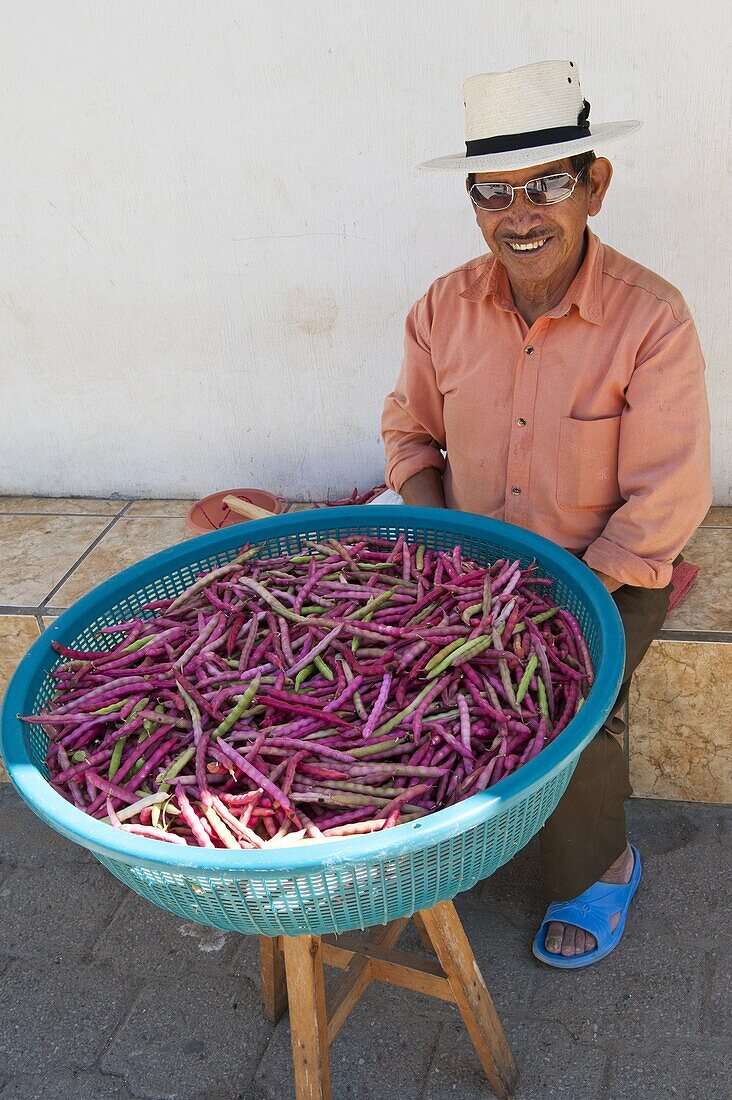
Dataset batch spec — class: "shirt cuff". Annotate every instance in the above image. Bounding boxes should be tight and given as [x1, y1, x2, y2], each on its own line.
[386, 452, 445, 495]
[582, 537, 674, 589]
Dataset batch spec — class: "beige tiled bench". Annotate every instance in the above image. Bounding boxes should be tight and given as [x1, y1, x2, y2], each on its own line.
[628, 509, 732, 804]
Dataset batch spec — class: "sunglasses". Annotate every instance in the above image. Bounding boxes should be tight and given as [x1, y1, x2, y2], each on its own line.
[468, 168, 587, 212]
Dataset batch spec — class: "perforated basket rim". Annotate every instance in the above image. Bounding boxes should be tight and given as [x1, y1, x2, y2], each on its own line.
[1, 505, 624, 875]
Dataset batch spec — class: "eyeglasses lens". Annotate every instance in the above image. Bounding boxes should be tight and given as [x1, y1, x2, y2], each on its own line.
[471, 173, 574, 210]
[471, 183, 512, 210]
[528, 174, 574, 203]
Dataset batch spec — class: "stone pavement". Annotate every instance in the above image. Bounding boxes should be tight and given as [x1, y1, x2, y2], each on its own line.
[0, 787, 729, 1100]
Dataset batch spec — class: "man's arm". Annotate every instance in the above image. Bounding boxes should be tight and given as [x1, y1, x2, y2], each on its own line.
[400, 467, 446, 508]
[381, 293, 447, 496]
[582, 314, 712, 589]
[591, 569, 623, 594]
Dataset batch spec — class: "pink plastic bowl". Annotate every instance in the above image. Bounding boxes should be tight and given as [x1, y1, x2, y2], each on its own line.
[186, 488, 287, 535]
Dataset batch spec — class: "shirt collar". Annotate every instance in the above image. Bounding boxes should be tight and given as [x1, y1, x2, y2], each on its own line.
[459, 227, 605, 326]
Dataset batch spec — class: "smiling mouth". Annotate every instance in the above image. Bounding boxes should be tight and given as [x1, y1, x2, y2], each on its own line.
[505, 236, 553, 255]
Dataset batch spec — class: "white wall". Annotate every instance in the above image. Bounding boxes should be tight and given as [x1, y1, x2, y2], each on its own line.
[1, 0, 729, 501]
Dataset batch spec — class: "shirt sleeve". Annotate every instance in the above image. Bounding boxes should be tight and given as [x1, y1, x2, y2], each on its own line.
[381, 293, 447, 494]
[583, 315, 713, 588]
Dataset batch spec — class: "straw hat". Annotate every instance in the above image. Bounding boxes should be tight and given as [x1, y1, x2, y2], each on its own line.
[418, 60, 642, 173]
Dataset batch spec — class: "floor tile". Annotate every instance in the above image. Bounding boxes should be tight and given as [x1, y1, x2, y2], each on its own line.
[0, 515, 110, 606]
[528, 923, 704, 1044]
[0, 958, 135, 1075]
[423, 1017, 607, 1100]
[0, 616, 40, 705]
[100, 972, 269, 1098]
[666, 527, 731, 632]
[125, 498, 195, 518]
[0, 497, 124, 515]
[52, 517, 193, 607]
[606, 1039, 731, 1100]
[0, 863, 126, 957]
[0, 1071, 134, 1099]
[701, 506, 731, 527]
[0, 616, 41, 782]
[629, 640, 732, 802]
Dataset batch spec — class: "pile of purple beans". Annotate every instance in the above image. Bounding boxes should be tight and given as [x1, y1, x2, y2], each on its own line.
[25, 534, 593, 848]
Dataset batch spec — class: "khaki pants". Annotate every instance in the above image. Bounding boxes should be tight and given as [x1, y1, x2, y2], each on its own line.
[538, 565, 676, 902]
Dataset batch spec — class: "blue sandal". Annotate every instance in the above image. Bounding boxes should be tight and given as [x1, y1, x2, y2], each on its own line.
[532, 844, 642, 969]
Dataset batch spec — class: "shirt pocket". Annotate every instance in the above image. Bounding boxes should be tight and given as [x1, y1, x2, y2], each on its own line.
[556, 415, 623, 512]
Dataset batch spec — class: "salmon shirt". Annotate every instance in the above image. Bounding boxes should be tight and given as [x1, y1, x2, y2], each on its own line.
[381, 228, 712, 588]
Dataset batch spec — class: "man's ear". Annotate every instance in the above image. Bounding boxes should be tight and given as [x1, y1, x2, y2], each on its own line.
[587, 158, 613, 217]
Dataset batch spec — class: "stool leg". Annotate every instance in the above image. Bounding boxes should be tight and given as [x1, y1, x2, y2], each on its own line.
[283, 934, 332, 1100]
[419, 901, 519, 1100]
[259, 935, 288, 1024]
[411, 911, 436, 953]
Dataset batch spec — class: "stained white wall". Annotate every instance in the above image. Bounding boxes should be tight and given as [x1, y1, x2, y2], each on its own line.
[1, 0, 729, 501]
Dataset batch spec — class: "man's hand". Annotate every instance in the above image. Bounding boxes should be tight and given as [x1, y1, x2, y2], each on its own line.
[591, 568, 623, 593]
[399, 468, 446, 509]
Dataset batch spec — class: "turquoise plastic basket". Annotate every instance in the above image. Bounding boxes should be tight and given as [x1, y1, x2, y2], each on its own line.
[1, 506, 624, 938]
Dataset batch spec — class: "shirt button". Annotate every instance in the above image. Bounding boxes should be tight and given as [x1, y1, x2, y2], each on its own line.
[516, 417, 527, 427]
[525, 346, 534, 355]
[511, 486, 521, 495]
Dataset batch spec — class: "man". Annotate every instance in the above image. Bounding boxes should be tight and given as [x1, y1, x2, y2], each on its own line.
[381, 61, 712, 967]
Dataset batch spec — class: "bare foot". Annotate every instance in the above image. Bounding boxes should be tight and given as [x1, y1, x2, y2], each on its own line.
[544, 843, 634, 957]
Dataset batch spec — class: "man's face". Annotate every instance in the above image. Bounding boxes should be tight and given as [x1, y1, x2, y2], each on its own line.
[466, 156, 612, 285]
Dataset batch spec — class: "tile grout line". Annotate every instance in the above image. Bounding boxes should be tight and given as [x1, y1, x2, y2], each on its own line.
[38, 501, 136, 611]
[658, 628, 732, 643]
[1, 508, 191, 518]
[0, 606, 48, 617]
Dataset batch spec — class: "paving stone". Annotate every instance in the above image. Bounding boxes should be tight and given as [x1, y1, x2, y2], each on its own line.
[100, 973, 270, 1099]
[187, 1091, 252, 1100]
[630, 825, 732, 943]
[228, 929, 262, 979]
[423, 1016, 608, 1100]
[0, 1070, 134, 1099]
[477, 837, 542, 931]
[0, 786, 93, 866]
[605, 1039, 732, 1099]
[91, 890, 244, 979]
[255, 981, 443, 1100]
[0, 862, 126, 958]
[0, 958, 136, 1074]
[702, 946, 730, 1039]
[626, 797, 702, 857]
[529, 924, 703, 1044]
[453, 895, 541, 1011]
[187, 1092, 252, 1100]
[714, 807, 732, 849]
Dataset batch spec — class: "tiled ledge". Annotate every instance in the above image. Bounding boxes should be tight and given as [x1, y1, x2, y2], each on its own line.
[627, 510, 731, 805]
[1, 498, 729, 800]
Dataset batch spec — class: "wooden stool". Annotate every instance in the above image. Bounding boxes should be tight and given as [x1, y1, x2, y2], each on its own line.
[259, 899, 518, 1099]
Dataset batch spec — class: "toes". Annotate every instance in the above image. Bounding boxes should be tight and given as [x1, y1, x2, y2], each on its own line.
[561, 925, 576, 957]
[545, 921, 563, 953]
[543, 922, 601, 958]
